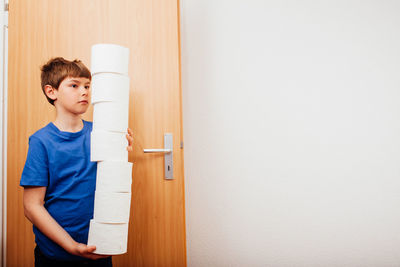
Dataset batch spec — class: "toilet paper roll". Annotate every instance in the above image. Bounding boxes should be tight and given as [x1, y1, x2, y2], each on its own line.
[87, 220, 129, 255]
[91, 130, 128, 162]
[91, 44, 129, 75]
[96, 161, 133, 193]
[93, 192, 131, 223]
[93, 101, 129, 133]
[91, 73, 130, 104]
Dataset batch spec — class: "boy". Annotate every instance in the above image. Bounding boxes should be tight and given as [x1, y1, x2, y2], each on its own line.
[20, 57, 134, 267]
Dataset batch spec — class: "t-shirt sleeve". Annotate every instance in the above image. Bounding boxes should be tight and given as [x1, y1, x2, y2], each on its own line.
[20, 136, 49, 187]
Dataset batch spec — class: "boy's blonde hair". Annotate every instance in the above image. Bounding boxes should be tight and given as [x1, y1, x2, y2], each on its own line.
[40, 57, 91, 105]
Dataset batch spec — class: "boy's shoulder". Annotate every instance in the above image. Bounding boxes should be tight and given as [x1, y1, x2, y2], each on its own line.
[30, 122, 54, 140]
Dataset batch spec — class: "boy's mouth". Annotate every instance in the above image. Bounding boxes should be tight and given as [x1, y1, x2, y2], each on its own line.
[79, 100, 88, 104]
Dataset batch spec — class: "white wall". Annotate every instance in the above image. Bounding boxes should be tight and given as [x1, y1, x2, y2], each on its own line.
[181, 1, 400, 266]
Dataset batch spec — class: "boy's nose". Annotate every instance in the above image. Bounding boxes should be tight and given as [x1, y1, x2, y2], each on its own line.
[81, 87, 89, 95]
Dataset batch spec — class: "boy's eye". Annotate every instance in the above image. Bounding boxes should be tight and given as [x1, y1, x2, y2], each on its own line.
[85, 85, 90, 89]
[71, 84, 77, 88]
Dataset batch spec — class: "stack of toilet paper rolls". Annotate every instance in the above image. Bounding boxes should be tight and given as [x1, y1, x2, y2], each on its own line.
[87, 44, 132, 255]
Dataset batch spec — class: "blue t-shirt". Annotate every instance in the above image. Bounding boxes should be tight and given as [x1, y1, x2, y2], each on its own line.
[20, 120, 97, 261]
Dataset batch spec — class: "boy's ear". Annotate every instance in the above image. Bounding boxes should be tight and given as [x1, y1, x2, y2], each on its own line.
[44, 85, 57, 101]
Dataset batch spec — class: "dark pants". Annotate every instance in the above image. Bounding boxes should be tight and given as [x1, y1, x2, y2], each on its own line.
[34, 246, 112, 267]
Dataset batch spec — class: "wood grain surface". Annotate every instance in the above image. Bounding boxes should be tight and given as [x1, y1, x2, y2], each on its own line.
[7, 0, 186, 266]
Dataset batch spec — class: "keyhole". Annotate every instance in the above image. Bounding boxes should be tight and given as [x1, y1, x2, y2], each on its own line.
[168, 165, 170, 171]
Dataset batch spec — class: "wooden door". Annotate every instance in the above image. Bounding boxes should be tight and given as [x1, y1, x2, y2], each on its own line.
[7, 1, 186, 266]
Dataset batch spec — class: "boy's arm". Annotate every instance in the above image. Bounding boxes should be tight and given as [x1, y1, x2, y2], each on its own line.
[23, 186, 109, 260]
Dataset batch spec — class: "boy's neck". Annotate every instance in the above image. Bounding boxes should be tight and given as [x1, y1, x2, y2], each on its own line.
[53, 113, 84, 133]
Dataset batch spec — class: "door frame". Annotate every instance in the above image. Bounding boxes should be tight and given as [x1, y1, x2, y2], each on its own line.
[1, 0, 8, 266]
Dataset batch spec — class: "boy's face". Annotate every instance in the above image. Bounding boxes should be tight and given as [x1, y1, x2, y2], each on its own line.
[52, 76, 91, 115]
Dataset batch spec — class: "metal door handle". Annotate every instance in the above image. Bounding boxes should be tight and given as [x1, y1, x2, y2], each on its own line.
[143, 149, 172, 153]
[143, 133, 173, 179]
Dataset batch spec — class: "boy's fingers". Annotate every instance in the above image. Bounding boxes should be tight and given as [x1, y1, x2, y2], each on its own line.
[74, 243, 110, 260]
[125, 129, 134, 152]
[86, 245, 96, 253]
[126, 135, 134, 148]
[76, 243, 96, 254]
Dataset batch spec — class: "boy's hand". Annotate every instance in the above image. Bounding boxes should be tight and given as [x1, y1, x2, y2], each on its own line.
[126, 128, 134, 151]
[72, 243, 110, 260]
